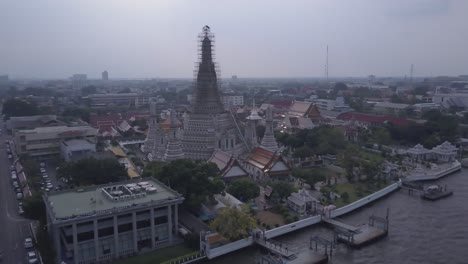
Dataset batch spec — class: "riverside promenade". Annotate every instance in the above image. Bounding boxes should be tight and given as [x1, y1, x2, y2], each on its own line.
[405, 161, 461, 181]
[202, 180, 402, 260]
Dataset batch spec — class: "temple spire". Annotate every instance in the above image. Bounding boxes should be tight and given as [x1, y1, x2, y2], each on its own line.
[260, 106, 279, 152]
[191, 26, 224, 114]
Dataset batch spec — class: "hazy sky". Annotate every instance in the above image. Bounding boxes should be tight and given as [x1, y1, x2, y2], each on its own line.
[1, 0, 467, 79]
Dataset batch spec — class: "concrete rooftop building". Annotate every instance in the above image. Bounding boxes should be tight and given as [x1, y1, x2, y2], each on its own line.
[44, 178, 184, 264]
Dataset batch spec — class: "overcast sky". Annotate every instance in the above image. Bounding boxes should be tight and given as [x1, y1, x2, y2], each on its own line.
[1, 0, 467, 79]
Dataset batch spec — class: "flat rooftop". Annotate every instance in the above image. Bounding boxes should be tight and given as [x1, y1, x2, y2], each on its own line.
[18, 125, 96, 134]
[46, 178, 182, 221]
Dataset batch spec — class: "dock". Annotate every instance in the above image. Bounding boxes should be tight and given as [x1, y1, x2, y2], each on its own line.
[255, 238, 298, 260]
[326, 210, 389, 248]
[322, 218, 360, 233]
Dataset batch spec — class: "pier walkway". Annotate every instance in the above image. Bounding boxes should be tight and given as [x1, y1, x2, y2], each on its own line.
[255, 237, 298, 260]
[322, 218, 360, 233]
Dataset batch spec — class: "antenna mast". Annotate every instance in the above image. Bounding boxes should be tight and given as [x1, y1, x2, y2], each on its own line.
[325, 45, 329, 83]
[410, 64, 414, 84]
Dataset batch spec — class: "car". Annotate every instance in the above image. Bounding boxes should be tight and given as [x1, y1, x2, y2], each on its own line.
[10, 166, 15, 171]
[27, 251, 38, 264]
[24, 238, 33, 249]
[16, 193, 23, 200]
[18, 206, 24, 215]
[46, 183, 53, 188]
[12, 182, 19, 188]
[45, 188, 50, 192]
[11, 175, 18, 181]
[40, 168, 46, 173]
[42, 174, 49, 179]
[8, 154, 12, 159]
[40, 162, 45, 167]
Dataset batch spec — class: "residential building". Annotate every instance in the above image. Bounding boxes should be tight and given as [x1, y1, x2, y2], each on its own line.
[372, 102, 410, 114]
[221, 94, 244, 109]
[432, 92, 468, 110]
[312, 97, 351, 112]
[87, 93, 155, 108]
[44, 178, 184, 264]
[14, 126, 97, 159]
[337, 112, 412, 127]
[7, 115, 62, 133]
[287, 189, 318, 214]
[60, 139, 97, 162]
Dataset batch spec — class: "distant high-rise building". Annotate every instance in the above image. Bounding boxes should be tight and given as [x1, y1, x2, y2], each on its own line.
[102, 70, 109, 81]
[71, 74, 87, 81]
[0, 75, 9, 83]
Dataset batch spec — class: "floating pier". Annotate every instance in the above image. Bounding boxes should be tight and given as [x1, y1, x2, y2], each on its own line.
[325, 210, 389, 248]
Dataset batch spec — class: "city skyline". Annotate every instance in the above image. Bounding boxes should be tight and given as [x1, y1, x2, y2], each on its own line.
[1, 0, 468, 79]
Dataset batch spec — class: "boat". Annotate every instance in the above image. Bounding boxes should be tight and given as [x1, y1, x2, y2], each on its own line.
[421, 185, 453, 201]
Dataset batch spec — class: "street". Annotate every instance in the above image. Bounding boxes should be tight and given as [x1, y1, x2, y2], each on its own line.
[0, 120, 32, 264]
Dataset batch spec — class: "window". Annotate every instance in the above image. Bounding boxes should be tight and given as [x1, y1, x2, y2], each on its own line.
[154, 216, 168, 225]
[137, 219, 150, 229]
[98, 227, 114, 237]
[77, 231, 94, 242]
[118, 223, 133, 233]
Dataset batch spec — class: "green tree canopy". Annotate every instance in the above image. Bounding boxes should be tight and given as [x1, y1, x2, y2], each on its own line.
[23, 193, 46, 220]
[269, 181, 296, 201]
[144, 159, 223, 210]
[62, 107, 91, 122]
[210, 207, 256, 241]
[58, 158, 127, 186]
[227, 178, 260, 202]
[2, 98, 39, 119]
[293, 146, 314, 159]
[292, 168, 326, 187]
[81, 85, 97, 96]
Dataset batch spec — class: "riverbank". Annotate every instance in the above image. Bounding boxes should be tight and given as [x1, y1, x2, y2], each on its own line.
[204, 180, 402, 259]
[405, 160, 461, 181]
[206, 169, 468, 264]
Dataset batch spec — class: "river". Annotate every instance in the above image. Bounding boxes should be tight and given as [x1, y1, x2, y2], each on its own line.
[205, 169, 468, 264]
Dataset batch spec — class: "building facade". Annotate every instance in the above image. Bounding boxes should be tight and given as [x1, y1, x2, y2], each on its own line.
[44, 178, 184, 264]
[14, 126, 97, 159]
[87, 93, 155, 108]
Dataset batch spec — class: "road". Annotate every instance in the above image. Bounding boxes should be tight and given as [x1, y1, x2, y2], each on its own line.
[0, 121, 32, 264]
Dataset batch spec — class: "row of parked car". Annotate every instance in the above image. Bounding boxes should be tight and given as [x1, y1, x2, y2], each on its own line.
[24, 237, 40, 263]
[6, 141, 25, 217]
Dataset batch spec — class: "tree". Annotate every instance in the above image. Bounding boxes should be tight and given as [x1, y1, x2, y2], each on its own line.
[81, 85, 97, 96]
[292, 169, 326, 188]
[62, 107, 91, 122]
[227, 178, 260, 202]
[2, 98, 39, 119]
[210, 207, 256, 241]
[372, 127, 392, 145]
[292, 146, 314, 159]
[147, 159, 222, 210]
[341, 192, 350, 204]
[269, 181, 295, 201]
[58, 158, 127, 186]
[23, 193, 46, 220]
[119, 87, 132, 93]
